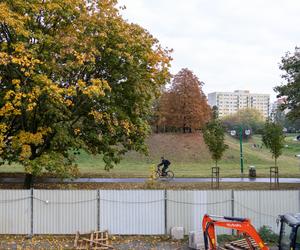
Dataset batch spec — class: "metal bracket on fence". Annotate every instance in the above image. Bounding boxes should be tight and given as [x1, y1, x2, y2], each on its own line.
[29, 188, 34, 237]
[97, 190, 100, 231]
[164, 190, 168, 235]
[231, 189, 234, 235]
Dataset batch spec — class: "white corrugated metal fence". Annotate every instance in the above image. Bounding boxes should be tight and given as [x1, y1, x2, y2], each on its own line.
[0, 189, 299, 235]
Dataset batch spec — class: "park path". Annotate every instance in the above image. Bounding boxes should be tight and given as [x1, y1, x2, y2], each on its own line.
[0, 177, 299, 183]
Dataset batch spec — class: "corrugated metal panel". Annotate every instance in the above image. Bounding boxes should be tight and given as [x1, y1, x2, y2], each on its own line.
[167, 190, 207, 234]
[33, 190, 97, 234]
[207, 190, 232, 235]
[234, 190, 299, 233]
[0, 190, 31, 234]
[0, 189, 298, 235]
[99, 190, 164, 234]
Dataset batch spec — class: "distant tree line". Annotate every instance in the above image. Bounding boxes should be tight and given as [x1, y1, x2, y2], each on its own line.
[271, 108, 300, 133]
[221, 108, 265, 138]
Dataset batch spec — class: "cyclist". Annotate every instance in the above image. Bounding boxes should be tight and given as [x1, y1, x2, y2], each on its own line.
[157, 156, 171, 176]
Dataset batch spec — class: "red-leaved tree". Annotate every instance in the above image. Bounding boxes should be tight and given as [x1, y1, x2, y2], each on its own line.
[156, 68, 211, 132]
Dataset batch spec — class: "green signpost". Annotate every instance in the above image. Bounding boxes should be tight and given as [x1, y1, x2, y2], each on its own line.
[231, 126, 251, 175]
[239, 126, 244, 174]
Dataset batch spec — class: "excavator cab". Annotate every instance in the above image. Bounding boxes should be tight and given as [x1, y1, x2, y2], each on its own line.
[278, 213, 300, 250]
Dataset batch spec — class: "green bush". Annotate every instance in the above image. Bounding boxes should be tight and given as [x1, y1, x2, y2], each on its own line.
[258, 225, 279, 244]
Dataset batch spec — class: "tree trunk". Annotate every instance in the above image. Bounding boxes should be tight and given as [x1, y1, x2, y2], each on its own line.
[24, 173, 33, 189]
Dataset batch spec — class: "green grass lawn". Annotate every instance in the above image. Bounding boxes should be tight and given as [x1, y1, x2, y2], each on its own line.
[1, 133, 299, 178]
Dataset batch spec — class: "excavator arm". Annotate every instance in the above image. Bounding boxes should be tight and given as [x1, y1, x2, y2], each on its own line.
[202, 214, 269, 250]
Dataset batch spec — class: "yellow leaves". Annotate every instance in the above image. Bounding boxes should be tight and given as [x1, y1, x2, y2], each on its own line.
[64, 99, 73, 107]
[148, 164, 157, 182]
[0, 52, 9, 65]
[0, 124, 7, 133]
[116, 43, 125, 49]
[0, 102, 21, 116]
[121, 120, 131, 135]
[65, 86, 77, 96]
[12, 79, 20, 85]
[73, 51, 95, 65]
[0, 3, 29, 37]
[89, 110, 103, 122]
[0, 123, 7, 154]
[83, 85, 105, 97]
[74, 51, 85, 65]
[11, 57, 20, 64]
[90, 78, 102, 86]
[99, 32, 108, 38]
[74, 128, 81, 135]
[78, 78, 111, 98]
[4, 90, 15, 101]
[26, 103, 37, 111]
[100, 79, 111, 92]
[6, 43, 42, 78]
[11, 128, 51, 161]
[17, 131, 44, 146]
[34, 75, 66, 104]
[77, 80, 86, 88]
[4, 80, 43, 116]
[14, 43, 25, 53]
[20, 145, 31, 160]
[48, 83, 64, 95]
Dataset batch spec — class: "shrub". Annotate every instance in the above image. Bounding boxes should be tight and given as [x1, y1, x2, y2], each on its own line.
[258, 225, 279, 244]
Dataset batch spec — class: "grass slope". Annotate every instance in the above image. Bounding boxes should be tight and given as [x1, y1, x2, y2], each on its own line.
[1, 133, 300, 178]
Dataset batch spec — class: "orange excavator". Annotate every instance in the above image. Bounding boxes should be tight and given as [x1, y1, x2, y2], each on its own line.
[202, 214, 300, 250]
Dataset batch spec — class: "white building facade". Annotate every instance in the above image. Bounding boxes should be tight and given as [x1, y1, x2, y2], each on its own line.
[208, 90, 270, 118]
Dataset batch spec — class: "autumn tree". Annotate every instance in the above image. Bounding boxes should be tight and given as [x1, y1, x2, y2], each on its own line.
[154, 91, 173, 132]
[156, 68, 211, 132]
[274, 47, 300, 121]
[0, 0, 171, 187]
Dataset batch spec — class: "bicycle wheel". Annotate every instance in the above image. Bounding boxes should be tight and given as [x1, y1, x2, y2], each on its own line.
[166, 170, 174, 179]
[154, 170, 161, 179]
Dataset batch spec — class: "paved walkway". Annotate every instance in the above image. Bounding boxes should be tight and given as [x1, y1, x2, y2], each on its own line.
[0, 177, 299, 183]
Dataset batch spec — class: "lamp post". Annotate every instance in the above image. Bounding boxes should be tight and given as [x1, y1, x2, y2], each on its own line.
[230, 127, 251, 174]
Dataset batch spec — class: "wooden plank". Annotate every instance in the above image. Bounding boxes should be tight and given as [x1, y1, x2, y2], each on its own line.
[74, 231, 80, 248]
[226, 238, 259, 250]
[224, 244, 242, 250]
[75, 230, 114, 250]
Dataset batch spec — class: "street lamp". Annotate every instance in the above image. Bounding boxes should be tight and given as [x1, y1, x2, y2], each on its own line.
[230, 127, 251, 174]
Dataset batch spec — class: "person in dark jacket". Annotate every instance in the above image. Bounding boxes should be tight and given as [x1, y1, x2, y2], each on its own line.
[157, 156, 171, 176]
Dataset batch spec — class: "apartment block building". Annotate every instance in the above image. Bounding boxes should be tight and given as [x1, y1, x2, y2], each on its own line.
[208, 90, 270, 118]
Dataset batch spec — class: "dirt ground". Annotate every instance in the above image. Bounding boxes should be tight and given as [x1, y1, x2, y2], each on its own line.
[0, 235, 190, 250]
[1, 181, 300, 190]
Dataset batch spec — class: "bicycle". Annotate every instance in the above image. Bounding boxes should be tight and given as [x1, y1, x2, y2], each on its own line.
[155, 167, 174, 179]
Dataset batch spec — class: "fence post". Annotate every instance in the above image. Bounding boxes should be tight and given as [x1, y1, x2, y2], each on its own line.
[164, 190, 167, 235]
[30, 188, 34, 236]
[299, 190, 300, 212]
[231, 190, 234, 235]
[97, 190, 100, 231]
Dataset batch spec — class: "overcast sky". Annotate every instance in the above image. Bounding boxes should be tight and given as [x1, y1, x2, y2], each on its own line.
[118, 0, 300, 101]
